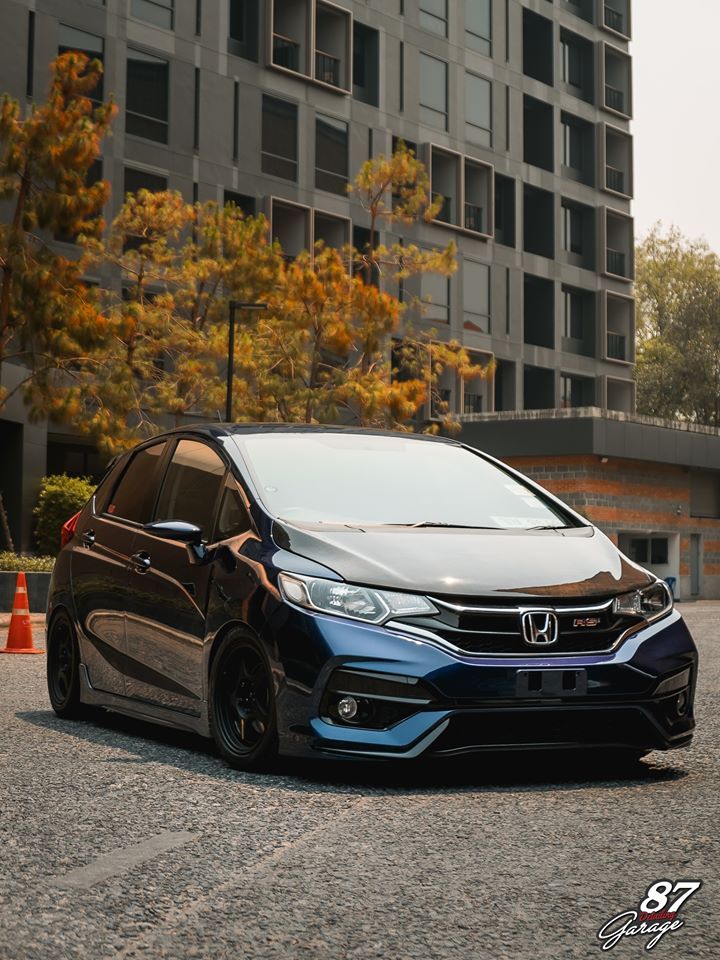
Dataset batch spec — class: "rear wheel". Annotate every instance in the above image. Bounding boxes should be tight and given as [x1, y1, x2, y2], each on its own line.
[209, 631, 278, 770]
[46, 612, 87, 719]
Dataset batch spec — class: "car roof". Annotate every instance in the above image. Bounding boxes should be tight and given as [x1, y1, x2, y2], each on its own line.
[157, 423, 460, 445]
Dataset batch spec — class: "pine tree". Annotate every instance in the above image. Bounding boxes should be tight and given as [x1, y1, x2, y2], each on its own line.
[0, 52, 115, 414]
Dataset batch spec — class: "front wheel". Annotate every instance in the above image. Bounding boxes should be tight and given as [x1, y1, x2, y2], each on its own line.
[46, 612, 88, 719]
[209, 631, 278, 770]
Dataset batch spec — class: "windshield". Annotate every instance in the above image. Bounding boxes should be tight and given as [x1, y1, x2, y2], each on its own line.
[232, 433, 580, 530]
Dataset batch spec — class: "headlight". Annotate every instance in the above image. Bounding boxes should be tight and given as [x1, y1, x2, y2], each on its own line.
[613, 581, 673, 620]
[278, 573, 437, 625]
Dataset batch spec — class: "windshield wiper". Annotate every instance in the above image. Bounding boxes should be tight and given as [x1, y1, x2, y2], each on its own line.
[389, 521, 498, 529]
[523, 524, 573, 531]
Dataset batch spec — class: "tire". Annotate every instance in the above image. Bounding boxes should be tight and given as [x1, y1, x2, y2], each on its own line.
[209, 630, 278, 770]
[46, 611, 88, 719]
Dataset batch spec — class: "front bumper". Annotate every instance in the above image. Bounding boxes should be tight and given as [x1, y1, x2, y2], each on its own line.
[266, 606, 697, 759]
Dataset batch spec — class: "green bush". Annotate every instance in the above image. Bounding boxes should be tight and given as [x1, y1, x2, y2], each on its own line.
[0, 552, 55, 572]
[34, 474, 96, 555]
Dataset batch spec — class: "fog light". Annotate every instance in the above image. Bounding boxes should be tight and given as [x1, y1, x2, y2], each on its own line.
[676, 690, 689, 717]
[337, 696, 359, 720]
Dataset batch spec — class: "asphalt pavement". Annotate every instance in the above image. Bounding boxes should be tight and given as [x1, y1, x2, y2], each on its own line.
[0, 605, 718, 959]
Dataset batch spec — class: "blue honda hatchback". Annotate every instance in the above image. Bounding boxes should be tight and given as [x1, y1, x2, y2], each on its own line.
[46, 425, 697, 769]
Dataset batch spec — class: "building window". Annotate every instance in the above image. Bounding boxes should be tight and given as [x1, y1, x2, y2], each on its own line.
[261, 95, 298, 181]
[465, 0, 491, 56]
[224, 191, 256, 217]
[560, 374, 593, 408]
[315, 1, 351, 90]
[563, 204, 584, 255]
[193, 67, 200, 151]
[421, 273, 450, 323]
[419, 0, 447, 37]
[353, 22, 379, 106]
[131, 0, 174, 30]
[26, 11, 35, 98]
[419, 52, 448, 130]
[126, 49, 169, 143]
[59, 25, 104, 101]
[561, 37, 583, 88]
[315, 115, 349, 195]
[628, 537, 669, 566]
[124, 167, 168, 196]
[561, 112, 595, 186]
[229, 0, 259, 61]
[563, 289, 584, 340]
[232, 80, 239, 160]
[463, 260, 490, 333]
[559, 29, 594, 103]
[465, 73, 492, 147]
[494, 174, 516, 248]
[563, 117, 583, 169]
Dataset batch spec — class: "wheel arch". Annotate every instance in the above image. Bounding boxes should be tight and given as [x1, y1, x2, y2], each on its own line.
[206, 618, 264, 692]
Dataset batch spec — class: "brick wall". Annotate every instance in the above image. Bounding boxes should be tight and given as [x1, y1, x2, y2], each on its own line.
[504, 455, 720, 601]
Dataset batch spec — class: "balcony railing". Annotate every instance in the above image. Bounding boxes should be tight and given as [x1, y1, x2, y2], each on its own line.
[315, 50, 341, 87]
[605, 83, 626, 114]
[607, 248, 627, 277]
[273, 34, 301, 72]
[606, 165, 625, 194]
[465, 202, 485, 234]
[607, 332, 627, 361]
[604, 5, 626, 34]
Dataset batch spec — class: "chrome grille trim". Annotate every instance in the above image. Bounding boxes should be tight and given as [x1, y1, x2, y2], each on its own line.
[385, 619, 644, 658]
[429, 596, 616, 616]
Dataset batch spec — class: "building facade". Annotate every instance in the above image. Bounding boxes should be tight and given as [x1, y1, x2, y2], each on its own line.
[1, 0, 637, 547]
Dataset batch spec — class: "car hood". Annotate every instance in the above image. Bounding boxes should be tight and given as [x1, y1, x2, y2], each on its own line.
[272, 521, 654, 600]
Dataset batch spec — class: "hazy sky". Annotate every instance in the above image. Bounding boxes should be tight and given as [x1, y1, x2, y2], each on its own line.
[632, 1, 720, 251]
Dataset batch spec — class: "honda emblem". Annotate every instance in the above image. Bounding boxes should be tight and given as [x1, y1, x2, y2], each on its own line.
[521, 610, 559, 646]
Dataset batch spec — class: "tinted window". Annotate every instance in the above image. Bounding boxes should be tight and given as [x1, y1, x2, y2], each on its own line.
[213, 474, 251, 541]
[154, 440, 226, 536]
[107, 442, 168, 523]
[234, 434, 579, 530]
[58, 24, 104, 101]
[126, 48, 169, 143]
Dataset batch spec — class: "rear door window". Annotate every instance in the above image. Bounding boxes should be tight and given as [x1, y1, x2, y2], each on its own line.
[154, 440, 226, 538]
[106, 441, 169, 523]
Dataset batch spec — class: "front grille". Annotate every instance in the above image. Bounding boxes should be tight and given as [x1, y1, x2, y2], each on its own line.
[392, 597, 645, 656]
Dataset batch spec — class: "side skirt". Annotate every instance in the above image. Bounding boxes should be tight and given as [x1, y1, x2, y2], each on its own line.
[79, 664, 211, 737]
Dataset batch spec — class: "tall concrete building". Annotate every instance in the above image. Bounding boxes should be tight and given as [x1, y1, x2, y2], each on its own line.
[3, 0, 635, 407]
[5, 0, 720, 601]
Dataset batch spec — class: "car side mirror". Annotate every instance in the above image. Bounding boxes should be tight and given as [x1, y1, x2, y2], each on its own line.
[143, 520, 208, 563]
[144, 520, 203, 542]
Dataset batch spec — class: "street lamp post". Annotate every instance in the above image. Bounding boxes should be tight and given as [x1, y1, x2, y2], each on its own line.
[226, 300, 266, 422]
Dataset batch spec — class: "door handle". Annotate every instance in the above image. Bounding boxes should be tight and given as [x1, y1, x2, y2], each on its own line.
[81, 529, 95, 548]
[130, 551, 151, 574]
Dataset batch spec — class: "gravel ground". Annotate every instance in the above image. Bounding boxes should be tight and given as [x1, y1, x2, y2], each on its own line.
[0, 606, 718, 960]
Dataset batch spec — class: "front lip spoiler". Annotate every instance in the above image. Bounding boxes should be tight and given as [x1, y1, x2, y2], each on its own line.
[313, 718, 450, 759]
[310, 698, 695, 759]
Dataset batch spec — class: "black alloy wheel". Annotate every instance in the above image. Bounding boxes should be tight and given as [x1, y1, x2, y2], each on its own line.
[209, 631, 278, 770]
[47, 612, 86, 719]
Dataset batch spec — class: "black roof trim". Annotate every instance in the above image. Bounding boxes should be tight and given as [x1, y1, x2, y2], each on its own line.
[158, 423, 459, 444]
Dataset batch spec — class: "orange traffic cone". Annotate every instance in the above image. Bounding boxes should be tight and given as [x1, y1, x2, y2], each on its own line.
[1, 571, 43, 655]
